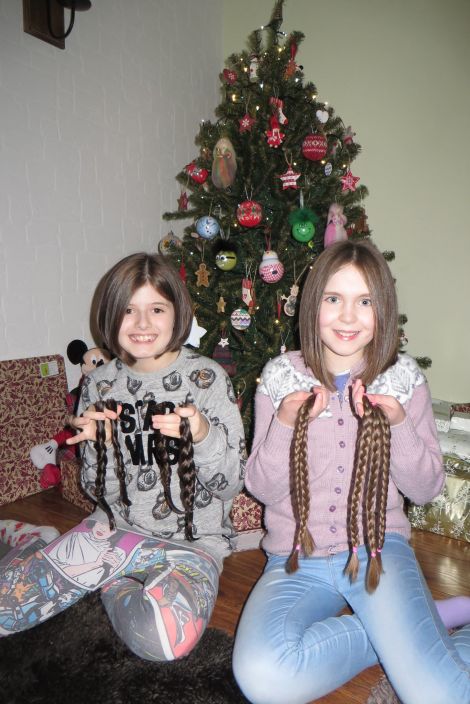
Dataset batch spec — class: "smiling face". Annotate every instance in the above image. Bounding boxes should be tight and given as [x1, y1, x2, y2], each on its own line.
[91, 521, 115, 540]
[117, 282, 177, 372]
[319, 263, 375, 375]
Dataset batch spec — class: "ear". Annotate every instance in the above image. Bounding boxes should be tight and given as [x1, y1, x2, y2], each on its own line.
[67, 339, 89, 365]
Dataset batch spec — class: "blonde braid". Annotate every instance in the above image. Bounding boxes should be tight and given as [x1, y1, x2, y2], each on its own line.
[286, 394, 316, 574]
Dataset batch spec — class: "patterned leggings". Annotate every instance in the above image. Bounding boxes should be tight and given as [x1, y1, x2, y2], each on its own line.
[0, 517, 219, 661]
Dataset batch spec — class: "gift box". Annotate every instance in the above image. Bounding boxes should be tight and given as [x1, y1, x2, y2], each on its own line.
[408, 454, 470, 542]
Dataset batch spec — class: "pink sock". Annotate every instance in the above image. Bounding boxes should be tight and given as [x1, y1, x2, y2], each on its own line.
[436, 596, 470, 629]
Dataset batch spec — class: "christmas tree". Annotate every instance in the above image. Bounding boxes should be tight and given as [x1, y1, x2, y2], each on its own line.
[163, 0, 426, 439]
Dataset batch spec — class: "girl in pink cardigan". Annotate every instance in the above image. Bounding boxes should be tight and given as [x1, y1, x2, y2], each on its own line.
[233, 239, 470, 704]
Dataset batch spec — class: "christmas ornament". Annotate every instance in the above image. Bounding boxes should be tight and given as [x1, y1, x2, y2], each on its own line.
[284, 41, 299, 79]
[341, 169, 360, 192]
[242, 271, 256, 313]
[184, 316, 207, 348]
[237, 200, 263, 228]
[179, 259, 186, 283]
[324, 162, 333, 176]
[269, 97, 288, 125]
[249, 54, 259, 81]
[283, 283, 299, 317]
[239, 113, 256, 133]
[215, 250, 237, 271]
[196, 262, 210, 287]
[185, 161, 208, 184]
[302, 133, 327, 161]
[230, 307, 251, 330]
[217, 296, 226, 313]
[288, 208, 318, 243]
[158, 231, 183, 255]
[177, 190, 188, 211]
[235, 379, 246, 411]
[279, 165, 301, 190]
[279, 330, 290, 354]
[222, 68, 237, 84]
[342, 125, 356, 145]
[316, 109, 329, 124]
[212, 334, 237, 377]
[259, 250, 285, 284]
[324, 203, 348, 248]
[266, 114, 285, 148]
[196, 216, 220, 240]
[211, 137, 237, 189]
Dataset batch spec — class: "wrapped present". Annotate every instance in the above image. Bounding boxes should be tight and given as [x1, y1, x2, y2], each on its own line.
[408, 455, 470, 542]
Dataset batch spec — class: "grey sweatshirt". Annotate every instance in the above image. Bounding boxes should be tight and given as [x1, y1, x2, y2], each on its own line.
[78, 346, 246, 568]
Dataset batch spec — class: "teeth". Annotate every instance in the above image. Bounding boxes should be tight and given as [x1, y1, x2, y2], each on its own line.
[131, 335, 156, 342]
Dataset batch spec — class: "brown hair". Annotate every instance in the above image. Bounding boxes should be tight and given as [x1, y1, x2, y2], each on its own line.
[299, 239, 399, 391]
[91, 253, 193, 366]
[287, 395, 391, 593]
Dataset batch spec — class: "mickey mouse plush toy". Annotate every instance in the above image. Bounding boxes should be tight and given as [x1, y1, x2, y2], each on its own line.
[30, 340, 111, 488]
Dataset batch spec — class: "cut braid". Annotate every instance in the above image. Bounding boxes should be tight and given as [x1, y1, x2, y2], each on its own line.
[344, 409, 372, 583]
[93, 400, 116, 530]
[286, 394, 316, 573]
[346, 396, 391, 592]
[104, 399, 132, 516]
[177, 408, 197, 542]
[148, 401, 184, 516]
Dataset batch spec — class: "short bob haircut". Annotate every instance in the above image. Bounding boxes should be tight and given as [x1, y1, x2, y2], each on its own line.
[90, 252, 193, 367]
[299, 238, 399, 391]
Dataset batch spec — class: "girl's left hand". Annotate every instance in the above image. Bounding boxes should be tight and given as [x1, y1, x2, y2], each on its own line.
[152, 405, 209, 444]
[351, 378, 406, 427]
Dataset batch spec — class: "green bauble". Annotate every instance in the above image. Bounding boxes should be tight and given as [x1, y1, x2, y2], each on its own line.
[292, 220, 315, 242]
[215, 250, 237, 271]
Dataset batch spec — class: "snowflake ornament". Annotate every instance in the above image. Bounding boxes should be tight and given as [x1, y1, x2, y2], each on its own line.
[239, 113, 256, 133]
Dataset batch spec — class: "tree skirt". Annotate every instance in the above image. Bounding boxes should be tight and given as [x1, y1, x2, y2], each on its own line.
[0, 591, 249, 704]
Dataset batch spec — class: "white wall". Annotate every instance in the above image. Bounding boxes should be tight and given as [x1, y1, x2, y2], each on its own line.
[223, 0, 470, 402]
[0, 0, 222, 389]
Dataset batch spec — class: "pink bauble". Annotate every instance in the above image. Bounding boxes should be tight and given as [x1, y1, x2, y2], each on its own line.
[302, 133, 327, 161]
[259, 250, 285, 283]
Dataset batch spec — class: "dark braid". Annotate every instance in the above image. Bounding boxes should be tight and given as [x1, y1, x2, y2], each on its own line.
[177, 408, 197, 542]
[104, 399, 132, 516]
[94, 400, 116, 530]
[286, 394, 316, 573]
[148, 400, 197, 541]
[148, 401, 184, 516]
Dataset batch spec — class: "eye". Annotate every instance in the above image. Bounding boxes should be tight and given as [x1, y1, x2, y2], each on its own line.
[90, 355, 98, 366]
[125, 307, 133, 314]
[324, 295, 339, 304]
[153, 306, 164, 314]
[359, 298, 372, 306]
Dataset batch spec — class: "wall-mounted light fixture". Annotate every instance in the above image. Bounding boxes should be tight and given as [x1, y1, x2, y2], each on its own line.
[23, 0, 92, 50]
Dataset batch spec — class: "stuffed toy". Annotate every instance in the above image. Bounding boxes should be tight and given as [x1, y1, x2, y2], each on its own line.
[30, 340, 111, 488]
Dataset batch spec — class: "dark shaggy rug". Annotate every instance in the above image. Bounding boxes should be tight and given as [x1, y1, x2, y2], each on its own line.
[0, 591, 249, 704]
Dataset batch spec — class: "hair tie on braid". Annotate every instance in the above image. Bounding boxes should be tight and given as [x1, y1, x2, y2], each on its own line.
[286, 394, 316, 574]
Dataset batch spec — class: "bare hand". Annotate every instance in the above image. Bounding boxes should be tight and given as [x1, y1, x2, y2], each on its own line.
[66, 404, 122, 446]
[277, 387, 330, 429]
[152, 405, 209, 444]
[351, 378, 405, 426]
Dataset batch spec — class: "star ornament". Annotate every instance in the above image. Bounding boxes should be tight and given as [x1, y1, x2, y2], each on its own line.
[279, 166, 301, 190]
[184, 316, 207, 348]
[239, 113, 256, 133]
[341, 169, 360, 192]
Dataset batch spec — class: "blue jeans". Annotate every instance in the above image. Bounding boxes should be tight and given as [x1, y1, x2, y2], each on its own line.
[233, 534, 470, 704]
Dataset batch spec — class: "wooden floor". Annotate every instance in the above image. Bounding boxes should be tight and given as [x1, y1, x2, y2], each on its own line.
[1, 488, 469, 704]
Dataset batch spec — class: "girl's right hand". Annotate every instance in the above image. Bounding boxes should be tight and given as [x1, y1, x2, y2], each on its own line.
[276, 387, 330, 429]
[65, 404, 121, 446]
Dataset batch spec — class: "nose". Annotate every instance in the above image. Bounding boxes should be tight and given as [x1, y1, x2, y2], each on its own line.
[136, 311, 151, 329]
[339, 302, 355, 323]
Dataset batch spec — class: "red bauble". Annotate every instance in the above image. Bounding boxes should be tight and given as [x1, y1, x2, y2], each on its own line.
[301, 133, 328, 161]
[236, 200, 263, 228]
[185, 161, 209, 184]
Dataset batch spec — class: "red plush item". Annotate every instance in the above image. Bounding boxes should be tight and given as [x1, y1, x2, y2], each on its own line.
[40, 463, 62, 489]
